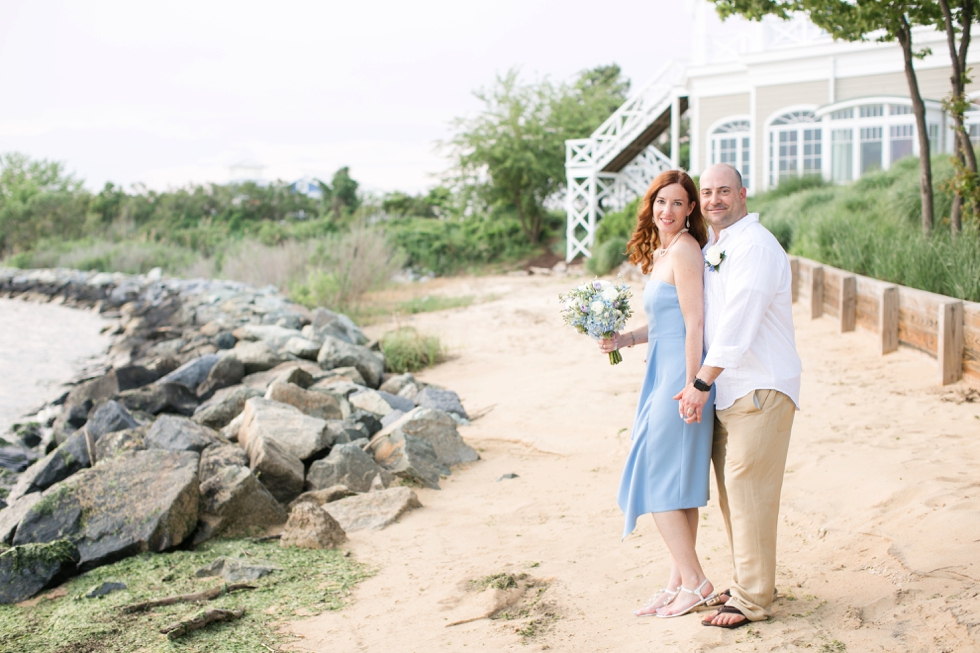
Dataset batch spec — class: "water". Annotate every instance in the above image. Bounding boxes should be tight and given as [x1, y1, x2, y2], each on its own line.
[0, 298, 109, 436]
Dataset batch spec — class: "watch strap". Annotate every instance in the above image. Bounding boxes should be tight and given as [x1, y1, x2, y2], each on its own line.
[693, 377, 712, 392]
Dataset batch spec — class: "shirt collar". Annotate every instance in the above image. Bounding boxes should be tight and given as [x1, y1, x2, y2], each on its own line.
[710, 213, 759, 245]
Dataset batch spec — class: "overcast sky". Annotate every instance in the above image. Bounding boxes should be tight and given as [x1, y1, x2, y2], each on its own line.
[0, 0, 699, 194]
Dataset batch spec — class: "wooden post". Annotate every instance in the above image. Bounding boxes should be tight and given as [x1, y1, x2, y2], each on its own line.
[840, 275, 856, 332]
[879, 286, 899, 355]
[938, 301, 964, 385]
[810, 266, 824, 319]
[790, 258, 799, 303]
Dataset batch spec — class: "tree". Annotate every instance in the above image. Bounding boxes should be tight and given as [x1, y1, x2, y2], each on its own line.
[0, 152, 88, 256]
[711, 0, 941, 234]
[937, 0, 979, 233]
[329, 166, 360, 217]
[448, 65, 630, 244]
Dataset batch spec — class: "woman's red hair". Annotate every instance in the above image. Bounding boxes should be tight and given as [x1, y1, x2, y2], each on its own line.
[627, 170, 708, 275]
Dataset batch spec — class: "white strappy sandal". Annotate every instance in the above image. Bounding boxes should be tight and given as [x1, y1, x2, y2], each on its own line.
[656, 578, 716, 618]
[634, 587, 679, 617]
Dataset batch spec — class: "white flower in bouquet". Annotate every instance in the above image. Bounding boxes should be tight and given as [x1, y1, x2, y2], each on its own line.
[558, 276, 634, 365]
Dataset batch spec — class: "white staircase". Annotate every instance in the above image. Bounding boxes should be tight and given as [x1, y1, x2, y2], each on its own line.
[565, 61, 688, 261]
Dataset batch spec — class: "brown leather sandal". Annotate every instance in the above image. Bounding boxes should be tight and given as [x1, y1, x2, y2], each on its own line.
[701, 604, 752, 629]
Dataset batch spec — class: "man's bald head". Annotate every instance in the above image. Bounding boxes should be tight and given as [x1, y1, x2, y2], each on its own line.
[701, 163, 742, 190]
[699, 164, 748, 232]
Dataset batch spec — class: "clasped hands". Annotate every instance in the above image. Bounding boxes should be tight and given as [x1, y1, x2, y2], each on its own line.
[674, 383, 709, 424]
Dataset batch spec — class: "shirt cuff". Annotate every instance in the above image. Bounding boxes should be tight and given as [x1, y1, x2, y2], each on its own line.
[704, 346, 741, 370]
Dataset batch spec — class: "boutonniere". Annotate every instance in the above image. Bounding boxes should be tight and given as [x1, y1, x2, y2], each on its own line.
[704, 245, 726, 272]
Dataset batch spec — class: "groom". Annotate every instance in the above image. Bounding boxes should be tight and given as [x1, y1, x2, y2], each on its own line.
[676, 163, 802, 628]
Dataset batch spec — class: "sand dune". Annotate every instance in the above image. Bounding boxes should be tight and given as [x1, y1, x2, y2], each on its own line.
[283, 270, 980, 652]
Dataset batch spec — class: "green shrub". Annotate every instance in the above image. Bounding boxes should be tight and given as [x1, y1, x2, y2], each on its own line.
[380, 327, 445, 373]
[387, 212, 538, 275]
[750, 153, 980, 302]
[585, 236, 628, 276]
[594, 199, 639, 247]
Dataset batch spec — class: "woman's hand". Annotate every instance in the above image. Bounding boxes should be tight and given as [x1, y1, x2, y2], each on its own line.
[598, 333, 621, 354]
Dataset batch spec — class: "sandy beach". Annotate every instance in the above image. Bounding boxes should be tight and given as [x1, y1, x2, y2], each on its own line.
[0, 298, 108, 436]
[287, 271, 980, 653]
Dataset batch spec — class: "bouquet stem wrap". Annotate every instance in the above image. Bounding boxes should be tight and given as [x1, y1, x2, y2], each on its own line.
[559, 278, 632, 367]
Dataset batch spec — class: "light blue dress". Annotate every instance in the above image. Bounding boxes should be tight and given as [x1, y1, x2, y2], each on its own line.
[617, 279, 714, 539]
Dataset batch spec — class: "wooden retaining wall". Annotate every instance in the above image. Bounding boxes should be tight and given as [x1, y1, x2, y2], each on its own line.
[791, 257, 980, 386]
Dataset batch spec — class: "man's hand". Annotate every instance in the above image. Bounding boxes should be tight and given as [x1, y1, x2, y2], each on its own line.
[674, 383, 709, 424]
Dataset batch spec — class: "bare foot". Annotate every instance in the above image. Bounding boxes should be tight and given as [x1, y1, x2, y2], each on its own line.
[656, 579, 714, 617]
[634, 586, 679, 616]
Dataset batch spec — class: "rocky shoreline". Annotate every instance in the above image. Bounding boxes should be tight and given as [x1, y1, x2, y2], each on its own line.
[0, 267, 477, 604]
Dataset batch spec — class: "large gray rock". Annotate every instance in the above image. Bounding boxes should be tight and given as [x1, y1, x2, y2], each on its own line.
[7, 429, 96, 502]
[414, 387, 468, 420]
[323, 487, 422, 532]
[240, 361, 323, 392]
[265, 381, 343, 421]
[94, 427, 148, 461]
[379, 373, 417, 396]
[155, 354, 220, 391]
[13, 449, 200, 571]
[145, 415, 221, 453]
[196, 355, 245, 401]
[381, 408, 479, 467]
[349, 389, 395, 417]
[372, 431, 449, 490]
[86, 400, 139, 438]
[0, 541, 79, 604]
[282, 337, 321, 360]
[315, 366, 366, 386]
[192, 385, 262, 429]
[233, 324, 304, 350]
[280, 502, 346, 549]
[0, 492, 42, 544]
[194, 465, 287, 544]
[317, 336, 384, 388]
[198, 443, 249, 481]
[195, 556, 280, 582]
[239, 398, 331, 462]
[308, 308, 369, 346]
[232, 341, 283, 375]
[306, 443, 391, 493]
[289, 485, 356, 510]
[114, 383, 198, 416]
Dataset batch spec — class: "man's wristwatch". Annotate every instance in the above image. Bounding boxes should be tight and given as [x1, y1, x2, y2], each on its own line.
[693, 378, 712, 392]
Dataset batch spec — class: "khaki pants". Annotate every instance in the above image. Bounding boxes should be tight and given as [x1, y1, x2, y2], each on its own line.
[712, 389, 795, 621]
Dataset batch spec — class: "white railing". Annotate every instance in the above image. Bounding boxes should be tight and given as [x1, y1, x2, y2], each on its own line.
[584, 59, 687, 171]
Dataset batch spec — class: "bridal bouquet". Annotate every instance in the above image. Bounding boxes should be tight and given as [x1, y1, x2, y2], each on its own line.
[559, 278, 633, 365]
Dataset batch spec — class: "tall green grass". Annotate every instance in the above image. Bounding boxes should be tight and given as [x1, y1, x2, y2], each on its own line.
[752, 155, 980, 302]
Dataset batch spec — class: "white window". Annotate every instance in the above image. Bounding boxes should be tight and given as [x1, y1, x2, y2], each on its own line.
[890, 124, 914, 163]
[816, 99, 943, 183]
[710, 119, 752, 190]
[860, 126, 883, 173]
[831, 129, 853, 183]
[767, 110, 821, 188]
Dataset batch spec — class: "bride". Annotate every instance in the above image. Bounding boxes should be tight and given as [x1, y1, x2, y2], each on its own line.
[599, 170, 716, 618]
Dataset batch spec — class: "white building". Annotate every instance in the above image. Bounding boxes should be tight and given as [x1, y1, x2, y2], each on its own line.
[565, 1, 980, 260]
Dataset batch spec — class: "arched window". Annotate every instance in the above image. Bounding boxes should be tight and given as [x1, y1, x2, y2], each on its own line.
[767, 109, 821, 188]
[816, 98, 945, 184]
[709, 119, 752, 190]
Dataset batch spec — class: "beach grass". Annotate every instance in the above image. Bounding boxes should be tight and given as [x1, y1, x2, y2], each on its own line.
[0, 539, 371, 653]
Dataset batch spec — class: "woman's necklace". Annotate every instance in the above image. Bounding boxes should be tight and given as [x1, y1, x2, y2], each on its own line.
[658, 227, 689, 257]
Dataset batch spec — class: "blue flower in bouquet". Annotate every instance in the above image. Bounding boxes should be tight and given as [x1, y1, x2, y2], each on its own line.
[559, 277, 633, 365]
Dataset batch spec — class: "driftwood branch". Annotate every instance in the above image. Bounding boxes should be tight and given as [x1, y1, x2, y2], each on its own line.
[161, 607, 245, 640]
[121, 583, 255, 614]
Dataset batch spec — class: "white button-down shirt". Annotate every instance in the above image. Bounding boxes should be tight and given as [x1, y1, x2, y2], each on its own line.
[702, 213, 801, 410]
